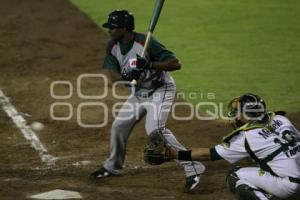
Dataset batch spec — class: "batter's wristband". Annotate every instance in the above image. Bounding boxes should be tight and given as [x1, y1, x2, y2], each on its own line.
[178, 150, 192, 161]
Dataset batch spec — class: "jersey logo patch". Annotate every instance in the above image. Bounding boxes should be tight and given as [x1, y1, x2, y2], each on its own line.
[129, 58, 137, 68]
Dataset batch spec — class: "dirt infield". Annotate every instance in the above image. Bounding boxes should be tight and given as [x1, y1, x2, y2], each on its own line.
[0, 0, 299, 199]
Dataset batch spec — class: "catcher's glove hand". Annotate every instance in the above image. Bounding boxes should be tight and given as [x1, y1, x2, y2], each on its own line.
[144, 129, 173, 165]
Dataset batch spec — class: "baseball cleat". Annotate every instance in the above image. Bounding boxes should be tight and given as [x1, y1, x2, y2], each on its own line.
[90, 167, 115, 179]
[184, 175, 200, 192]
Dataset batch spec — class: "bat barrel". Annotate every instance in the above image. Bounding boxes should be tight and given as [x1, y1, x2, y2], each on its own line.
[131, 0, 165, 86]
[148, 0, 165, 32]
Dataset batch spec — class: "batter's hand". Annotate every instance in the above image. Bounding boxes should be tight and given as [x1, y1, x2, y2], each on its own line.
[121, 67, 143, 81]
[136, 54, 152, 69]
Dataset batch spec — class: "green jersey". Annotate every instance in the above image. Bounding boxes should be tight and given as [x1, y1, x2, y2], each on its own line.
[103, 32, 176, 93]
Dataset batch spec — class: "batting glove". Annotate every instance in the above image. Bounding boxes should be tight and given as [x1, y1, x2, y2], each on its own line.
[136, 54, 152, 69]
[121, 67, 144, 81]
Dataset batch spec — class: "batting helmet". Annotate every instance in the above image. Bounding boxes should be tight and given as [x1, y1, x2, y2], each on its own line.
[102, 10, 135, 31]
[227, 93, 266, 120]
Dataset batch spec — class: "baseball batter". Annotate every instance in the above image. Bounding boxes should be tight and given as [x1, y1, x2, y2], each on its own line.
[173, 93, 300, 200]
[90, 10, 205, 192]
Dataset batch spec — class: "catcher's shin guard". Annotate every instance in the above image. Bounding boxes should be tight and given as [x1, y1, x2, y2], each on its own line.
[226, 167, 275, 200]
[235, 185, 279, 200]
[226, 167, 259, 200]
[235, 184, 263, 200]
[226, 167, 241, 193]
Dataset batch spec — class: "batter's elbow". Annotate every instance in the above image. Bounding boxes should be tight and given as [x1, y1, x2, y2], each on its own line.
[174, 61, 182, 70]
[177, 62, 182, 70]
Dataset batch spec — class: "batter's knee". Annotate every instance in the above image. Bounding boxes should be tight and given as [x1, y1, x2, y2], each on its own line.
[111, 119, 132, 135]
[111, 120, 122, 133]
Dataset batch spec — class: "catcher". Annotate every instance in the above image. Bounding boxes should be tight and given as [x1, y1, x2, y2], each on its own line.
[90, 10, 205, 192]
[171, 93, 300, 200]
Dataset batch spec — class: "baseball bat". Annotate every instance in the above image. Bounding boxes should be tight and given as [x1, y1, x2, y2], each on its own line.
[131, 0, 165, 85]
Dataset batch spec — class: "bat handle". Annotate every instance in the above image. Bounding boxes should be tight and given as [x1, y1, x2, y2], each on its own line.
[130, 32, 152, 86]
[131, 79, 137, 86]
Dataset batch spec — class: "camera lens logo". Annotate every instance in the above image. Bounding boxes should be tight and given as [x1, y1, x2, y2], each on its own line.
[50, 74, 108, 128]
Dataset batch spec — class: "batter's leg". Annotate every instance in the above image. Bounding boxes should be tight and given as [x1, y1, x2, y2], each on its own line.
[104, 95, 146, 175]
[144, 83, 206, 177]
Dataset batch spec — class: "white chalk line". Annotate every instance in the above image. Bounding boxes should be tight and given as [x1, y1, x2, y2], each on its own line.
[0, 89, 166, 168]
[0, 89, 57, 165]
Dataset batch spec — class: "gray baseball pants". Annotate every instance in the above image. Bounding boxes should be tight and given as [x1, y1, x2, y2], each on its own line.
[104, 83, 205, 177]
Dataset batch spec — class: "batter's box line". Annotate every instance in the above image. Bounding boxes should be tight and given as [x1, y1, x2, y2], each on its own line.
[0, 89, 57, 166]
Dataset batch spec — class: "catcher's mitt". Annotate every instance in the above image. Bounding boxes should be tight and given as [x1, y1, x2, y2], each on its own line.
[144, 129, 173, 165]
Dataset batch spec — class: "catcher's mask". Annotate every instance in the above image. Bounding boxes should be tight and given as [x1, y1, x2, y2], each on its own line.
[227, 93, 266, 126]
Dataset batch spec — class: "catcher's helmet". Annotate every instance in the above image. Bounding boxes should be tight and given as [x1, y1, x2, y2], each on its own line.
[102, 10, 135, 31]
[227, 93, 266, 120]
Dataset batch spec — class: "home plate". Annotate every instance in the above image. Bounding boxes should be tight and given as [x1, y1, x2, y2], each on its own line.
[28, 189, 82, 199]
